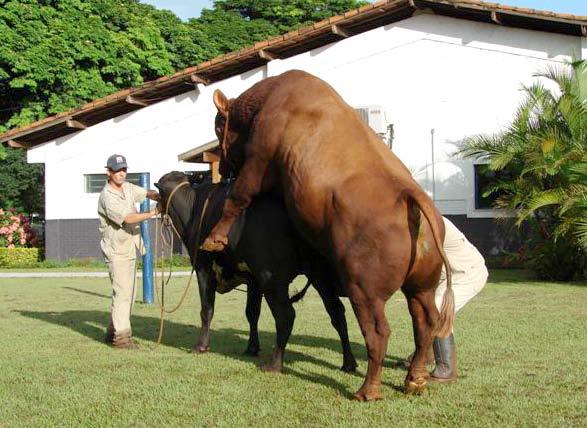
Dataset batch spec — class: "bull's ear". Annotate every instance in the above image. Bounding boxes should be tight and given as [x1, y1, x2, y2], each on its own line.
[154, 182, 161, 190]
[213, 89, 230, 118]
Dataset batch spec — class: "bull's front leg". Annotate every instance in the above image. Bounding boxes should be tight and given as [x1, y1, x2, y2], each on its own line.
[201, 156, 269, 252]
[191, 268, 216, 353]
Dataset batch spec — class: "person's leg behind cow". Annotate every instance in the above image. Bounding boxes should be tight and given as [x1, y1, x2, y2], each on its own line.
[430, 258, 488, 382]
[429, 217, 488, 383]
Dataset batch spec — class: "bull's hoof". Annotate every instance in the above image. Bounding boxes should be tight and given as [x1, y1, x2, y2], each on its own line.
[404, 376, 428, 395]
[200, 235, 228, 252]
[341, 362, 358, 373]
[352, 385, 382, 401]
[190, 345, 210, 354]
[260, 363, 282, 373]
[243, 347, 260, 357]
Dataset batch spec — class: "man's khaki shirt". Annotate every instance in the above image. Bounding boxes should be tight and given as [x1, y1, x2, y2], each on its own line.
[98, 182, 147, 262]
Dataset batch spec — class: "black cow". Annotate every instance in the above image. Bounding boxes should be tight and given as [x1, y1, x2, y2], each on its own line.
[155, 171, 357, 372]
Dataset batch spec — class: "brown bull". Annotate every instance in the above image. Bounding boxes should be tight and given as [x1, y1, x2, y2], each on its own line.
[201, 70, 454, 400]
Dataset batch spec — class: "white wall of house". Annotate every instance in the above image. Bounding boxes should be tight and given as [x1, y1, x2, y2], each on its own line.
[29, 13, 581, 222]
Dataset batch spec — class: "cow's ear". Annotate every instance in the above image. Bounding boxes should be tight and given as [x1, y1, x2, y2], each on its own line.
[213, 89, 230, 118]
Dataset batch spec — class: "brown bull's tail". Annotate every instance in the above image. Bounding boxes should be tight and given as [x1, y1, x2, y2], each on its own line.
[406, 188, 455, 338]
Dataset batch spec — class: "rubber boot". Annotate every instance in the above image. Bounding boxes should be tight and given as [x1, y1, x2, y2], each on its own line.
[430, 333, 457, 382]
[112, 329, 138, 350]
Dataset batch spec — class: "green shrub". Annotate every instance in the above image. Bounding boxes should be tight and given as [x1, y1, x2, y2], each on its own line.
[521, 237, 585, 281]
[0, 209, 39, 248]
[0, 247, 41, 268]
[62, 258, 104, 268]
[149, 254, 192, 269]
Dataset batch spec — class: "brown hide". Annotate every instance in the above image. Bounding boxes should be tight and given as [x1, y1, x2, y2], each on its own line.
[205, 70, 454, 400]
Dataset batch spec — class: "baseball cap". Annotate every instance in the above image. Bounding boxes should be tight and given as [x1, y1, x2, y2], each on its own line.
[106, 154, 128, 171]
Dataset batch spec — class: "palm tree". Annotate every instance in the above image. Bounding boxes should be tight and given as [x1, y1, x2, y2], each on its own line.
[459, 60, 587, 279]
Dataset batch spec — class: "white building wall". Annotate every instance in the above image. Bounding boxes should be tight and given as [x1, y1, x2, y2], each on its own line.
[29, 14, 581, 221]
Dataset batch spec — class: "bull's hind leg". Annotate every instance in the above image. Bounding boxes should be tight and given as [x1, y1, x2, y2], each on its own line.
[403, 289, 438, 394]
[201, 156, 270, 252]
[261, 285, 295, 373]
[244, 282, 262, 356]
[347, 289, 390, 401]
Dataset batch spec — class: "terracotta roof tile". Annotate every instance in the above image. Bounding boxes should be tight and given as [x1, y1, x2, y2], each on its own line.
[329, 15, 345, 24]
[344, 9, 359, 18]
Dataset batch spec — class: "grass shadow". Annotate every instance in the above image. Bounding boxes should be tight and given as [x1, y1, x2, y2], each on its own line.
[63, 287, 111, 300]
[16, 309, 409, 396]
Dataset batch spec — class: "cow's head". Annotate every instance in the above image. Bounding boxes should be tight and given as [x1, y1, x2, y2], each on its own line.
[154, 171, 189, 214]
[213, 90, 246, 176]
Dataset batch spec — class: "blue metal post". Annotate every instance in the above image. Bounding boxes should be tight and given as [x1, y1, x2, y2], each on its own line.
[139, 173, 154, 304]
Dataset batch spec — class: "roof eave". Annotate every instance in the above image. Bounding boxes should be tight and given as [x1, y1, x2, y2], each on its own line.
[2, 0, 586, 149]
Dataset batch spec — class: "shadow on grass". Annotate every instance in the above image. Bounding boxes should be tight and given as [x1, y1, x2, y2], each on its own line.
[17, 309, 409, 396]
[63, 287, 111, 299]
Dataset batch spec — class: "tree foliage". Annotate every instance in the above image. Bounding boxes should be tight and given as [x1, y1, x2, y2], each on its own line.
[459, 60, 587, 280]
[0, 148, 43, 215]
[0, 0, 177, 131]
[0, 0, 365, 213]
[213, 0, 367, 33]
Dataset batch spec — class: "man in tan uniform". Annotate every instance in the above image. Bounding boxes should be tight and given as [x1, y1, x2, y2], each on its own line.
[406, 217, 488, 382]
[430, 217, 488, 382]
[98, 154, 159, 349]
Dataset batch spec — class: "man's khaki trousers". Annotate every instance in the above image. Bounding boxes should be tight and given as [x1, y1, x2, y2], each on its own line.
[435, 264, 488, 316]
[108, 258, 137, 334]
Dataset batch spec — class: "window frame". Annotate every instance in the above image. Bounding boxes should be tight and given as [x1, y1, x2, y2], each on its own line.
[466, 161, 515, 219]
[84, 173, 147, 193]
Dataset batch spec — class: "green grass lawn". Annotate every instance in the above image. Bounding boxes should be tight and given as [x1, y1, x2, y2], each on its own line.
[0, 270, 585, 427]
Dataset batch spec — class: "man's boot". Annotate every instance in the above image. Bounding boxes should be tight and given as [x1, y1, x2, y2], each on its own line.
[430, 333, 457, 382]
[111, 329, 138, 350]
[105, 324, 115, 344]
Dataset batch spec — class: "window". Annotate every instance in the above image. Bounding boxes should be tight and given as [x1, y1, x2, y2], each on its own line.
[474, 165, 512, 209]
[84, 173, 147, 193]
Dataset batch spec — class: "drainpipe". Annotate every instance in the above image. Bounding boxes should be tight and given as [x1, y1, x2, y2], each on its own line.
[431, 128, 436, 201]
[140, 172, 154, 304]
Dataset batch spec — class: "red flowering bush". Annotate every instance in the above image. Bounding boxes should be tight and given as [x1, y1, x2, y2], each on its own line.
[0, 208, 38, 248]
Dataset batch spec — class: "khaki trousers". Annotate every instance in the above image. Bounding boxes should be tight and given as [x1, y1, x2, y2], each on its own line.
[435, 264, 488, 316]
[108, 258, 138, 334]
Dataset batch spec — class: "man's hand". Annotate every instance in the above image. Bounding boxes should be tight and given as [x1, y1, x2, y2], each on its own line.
[124, 207, 159, 225]
[147, 190, 160, 201]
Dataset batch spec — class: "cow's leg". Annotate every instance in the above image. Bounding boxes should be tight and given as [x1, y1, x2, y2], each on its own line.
[244, 281, 262, 356]
[261, 285, 295, 373]
[201, 156, 269, 252]
[403, 290, 437, 394]
[312, 280, 357, 372]
[348, 288, 390, 401]
[191, 268, 216, 354]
